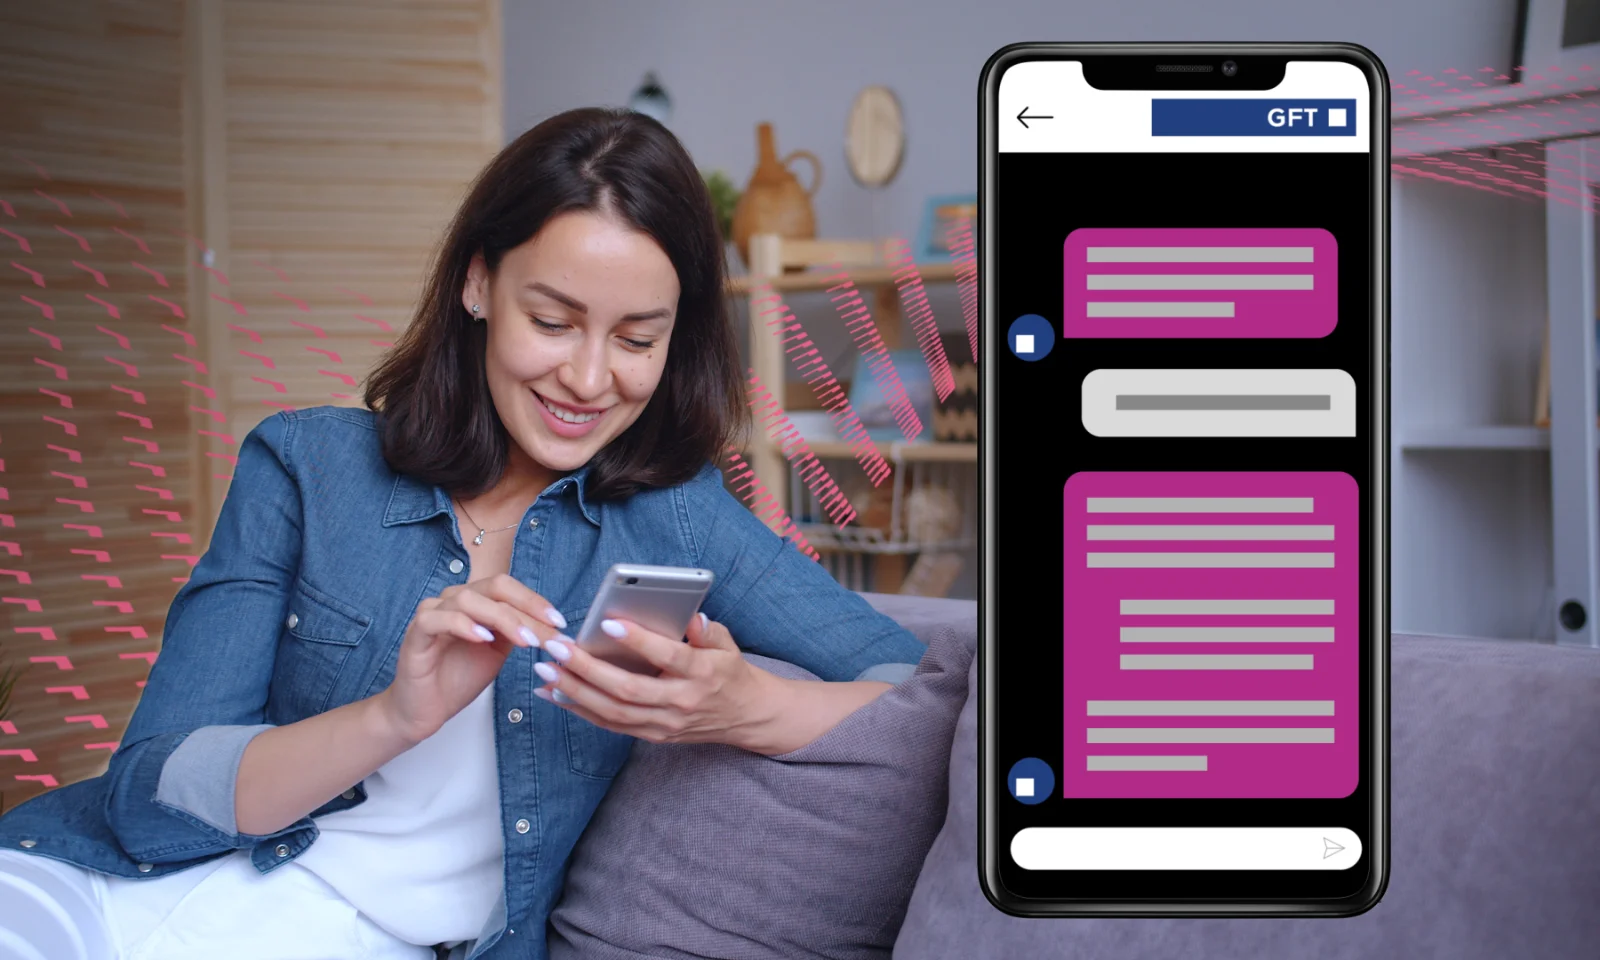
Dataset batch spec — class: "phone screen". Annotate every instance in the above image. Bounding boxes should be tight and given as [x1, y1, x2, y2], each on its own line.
[980, 47, 1387, 914]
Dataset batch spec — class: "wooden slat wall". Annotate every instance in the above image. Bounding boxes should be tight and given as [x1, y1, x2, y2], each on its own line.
[214, 0, 503, 450]
[0, 0, 502, 811]
[0, 0, 197, 809]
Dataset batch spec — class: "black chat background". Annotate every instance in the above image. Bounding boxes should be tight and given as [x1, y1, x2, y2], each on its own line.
[989, 149, 1379, 904]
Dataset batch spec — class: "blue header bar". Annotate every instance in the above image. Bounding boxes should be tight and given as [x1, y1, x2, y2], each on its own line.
[1152, 99, 1358, 137]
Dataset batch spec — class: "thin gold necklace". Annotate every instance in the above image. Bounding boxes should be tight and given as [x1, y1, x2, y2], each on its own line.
[454, 498, 521, 547]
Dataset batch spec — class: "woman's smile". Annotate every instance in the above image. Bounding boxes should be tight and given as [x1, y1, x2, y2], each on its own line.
[533, 389, 607, 438]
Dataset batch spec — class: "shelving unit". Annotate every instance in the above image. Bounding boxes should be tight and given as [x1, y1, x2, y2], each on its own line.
[1391, 103, 1600, 646]
[730, 233, 975, 597]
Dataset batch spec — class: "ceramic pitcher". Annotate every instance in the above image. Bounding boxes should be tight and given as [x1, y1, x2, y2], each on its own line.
[731, 122, 822, 269]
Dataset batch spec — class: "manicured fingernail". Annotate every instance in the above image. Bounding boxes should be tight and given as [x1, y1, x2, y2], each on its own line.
[473, 624, 494, 642]
[546, 607, 568, 629]
[534, 662, 559, 683]
[533, 686, 554, 702]
[553, 689, 572, 704]
[600, 619, 626, 638]
[545, 636, 572, 662]
[698, 612, 709, 632]
[518, 626, 539, 648]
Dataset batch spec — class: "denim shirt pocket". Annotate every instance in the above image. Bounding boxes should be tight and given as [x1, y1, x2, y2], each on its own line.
[556, 611, 636, 780]
[275, 576, 373, 717]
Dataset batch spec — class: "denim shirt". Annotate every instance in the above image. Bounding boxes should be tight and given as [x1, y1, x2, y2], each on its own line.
[0, 405, 925, 958]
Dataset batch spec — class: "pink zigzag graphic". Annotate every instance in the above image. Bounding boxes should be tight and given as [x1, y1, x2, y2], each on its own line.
[884, 238, 956, 401]
[746, 371, 856, 527]
[720, 449, 819, 561]
[820, 267, 923, 443]
[750, 285, 891, 486]
[944, 217, 980, 364]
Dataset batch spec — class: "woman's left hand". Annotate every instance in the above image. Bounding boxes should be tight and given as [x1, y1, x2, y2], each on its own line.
[534, 613, 781, 752]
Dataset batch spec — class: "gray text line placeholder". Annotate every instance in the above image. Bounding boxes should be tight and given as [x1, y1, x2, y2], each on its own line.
[1085, 246, 1314, 263]
[1115, 394, 1331, 411]
[1087, 755, 1209, 771]
[1119, 599, 1335, 615]
[1087, 700, 1335, 716]
[1120, 654, 1315, 670]
[1087, 497, 1314, 513]
[1089, 552, 1335, 568]
[1086, 274, 1314, 290]
[1120, 626, 1335, 643]
[1087, 727, 1335, 744]
[1087, 301, 1236, 318]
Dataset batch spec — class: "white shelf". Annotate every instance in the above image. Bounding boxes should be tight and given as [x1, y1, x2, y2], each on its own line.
[1400, 426, 1600, 451]
[1400, 426, 1550, 450]
[1392, 75, 1600, 156]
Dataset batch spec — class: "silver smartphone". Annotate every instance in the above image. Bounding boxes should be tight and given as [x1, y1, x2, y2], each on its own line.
[572, 564, 715, 675]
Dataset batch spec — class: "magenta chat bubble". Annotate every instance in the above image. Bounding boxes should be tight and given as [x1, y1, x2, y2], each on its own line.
[1063, 227, 1338, 338]
[1061, 470, 1359, 799]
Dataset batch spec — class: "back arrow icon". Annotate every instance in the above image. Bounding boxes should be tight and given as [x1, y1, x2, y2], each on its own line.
[1017, 107, 1054, 128]
[1323, 837, 1345, 859]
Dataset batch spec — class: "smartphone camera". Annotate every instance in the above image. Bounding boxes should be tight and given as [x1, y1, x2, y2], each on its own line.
[1221, 60, 1238, 77]
[625, 576, 639, 585]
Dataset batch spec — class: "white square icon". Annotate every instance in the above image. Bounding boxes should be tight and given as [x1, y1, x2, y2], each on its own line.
[1327, 108, 1348, 128]
[1016, 334, 1035, 354]
[1016, 777, 1035, 797]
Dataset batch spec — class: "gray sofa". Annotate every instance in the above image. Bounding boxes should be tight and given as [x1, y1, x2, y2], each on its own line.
[549, 593, 1600, 960]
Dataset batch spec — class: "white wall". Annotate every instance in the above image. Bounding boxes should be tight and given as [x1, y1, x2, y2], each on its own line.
[504, 0, 1522, 244]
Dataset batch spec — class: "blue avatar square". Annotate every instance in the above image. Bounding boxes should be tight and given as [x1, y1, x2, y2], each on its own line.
[1007, 314, 1055, 361]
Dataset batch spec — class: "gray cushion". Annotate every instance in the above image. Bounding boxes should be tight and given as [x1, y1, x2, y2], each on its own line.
[893, 635, 1600, 960]
[548, 615, 975, 960]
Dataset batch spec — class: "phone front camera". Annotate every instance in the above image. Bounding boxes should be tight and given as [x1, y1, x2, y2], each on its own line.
[1221, 60, 1238, 77]
[625, 576, 639, 584]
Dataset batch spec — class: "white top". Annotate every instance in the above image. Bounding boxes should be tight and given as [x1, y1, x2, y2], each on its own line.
[296, 682, 505, 944]
[91, 684, 504, 953]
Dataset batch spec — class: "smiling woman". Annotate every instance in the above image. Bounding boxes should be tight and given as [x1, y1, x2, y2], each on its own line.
[366, 107, 744, 505]
[0, 107, 927, 960]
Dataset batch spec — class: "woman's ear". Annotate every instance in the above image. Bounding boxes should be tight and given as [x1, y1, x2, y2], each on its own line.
[461, 252, 490, 316]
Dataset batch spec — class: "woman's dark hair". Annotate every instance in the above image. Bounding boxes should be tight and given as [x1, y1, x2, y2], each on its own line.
[364, 107, 746, 501]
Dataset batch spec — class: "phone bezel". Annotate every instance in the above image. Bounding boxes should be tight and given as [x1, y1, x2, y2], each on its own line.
[977, 42, 1390, 918]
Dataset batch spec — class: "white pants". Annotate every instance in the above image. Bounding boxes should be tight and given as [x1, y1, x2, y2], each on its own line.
[0, 848, 436, 960]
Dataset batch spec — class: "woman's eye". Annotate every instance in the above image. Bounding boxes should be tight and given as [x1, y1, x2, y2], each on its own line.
[622, 337, 657, 350]
[531, 316, 565, 331]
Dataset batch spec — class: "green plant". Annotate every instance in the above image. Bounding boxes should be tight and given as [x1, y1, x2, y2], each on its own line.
[702, 169, 741, 241]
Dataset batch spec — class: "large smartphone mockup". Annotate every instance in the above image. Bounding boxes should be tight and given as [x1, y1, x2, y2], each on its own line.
[979, 43, 1388, 916]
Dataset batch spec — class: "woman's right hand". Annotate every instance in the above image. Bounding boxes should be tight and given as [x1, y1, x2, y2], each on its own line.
[374, 574, 568, 746]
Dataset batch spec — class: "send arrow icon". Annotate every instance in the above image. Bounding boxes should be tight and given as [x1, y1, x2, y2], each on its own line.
[1323, 837, 1345, 859]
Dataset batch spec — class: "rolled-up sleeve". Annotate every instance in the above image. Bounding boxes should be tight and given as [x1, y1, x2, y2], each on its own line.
[104, 411, 311, 863]
[693, 469, 927, 682]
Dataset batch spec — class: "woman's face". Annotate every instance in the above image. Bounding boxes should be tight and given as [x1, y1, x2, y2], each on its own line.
[463, 209, 680, 480]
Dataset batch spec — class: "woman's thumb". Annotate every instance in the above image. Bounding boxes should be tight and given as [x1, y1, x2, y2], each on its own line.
[687, 611, 738, 651]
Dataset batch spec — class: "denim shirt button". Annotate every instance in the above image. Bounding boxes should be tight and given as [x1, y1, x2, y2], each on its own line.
[514, 818, 530, 834]
[507, 708, 523, 723]
[18, 839, 35, 848]
[285, 612, 298, 629]
[275, 844, 290, 858]
[137, 863, 152, 873]
[448, 558, 464, 574]
[528, 519, 539, 529]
